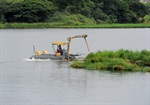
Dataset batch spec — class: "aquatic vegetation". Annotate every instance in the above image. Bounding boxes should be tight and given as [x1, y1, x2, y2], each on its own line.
[70, 49, 150, 72]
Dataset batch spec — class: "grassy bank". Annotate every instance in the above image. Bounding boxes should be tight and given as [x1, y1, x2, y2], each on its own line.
[70, 49, 150, 72]
[0, 23, 150, 29]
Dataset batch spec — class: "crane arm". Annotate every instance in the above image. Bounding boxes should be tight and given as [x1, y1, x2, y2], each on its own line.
[68, 34, 87, 39]
[66, 34, 89, 56]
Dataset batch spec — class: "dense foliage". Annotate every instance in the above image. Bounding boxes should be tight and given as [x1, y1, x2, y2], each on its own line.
[70, 49, 150, 72]
[0, 0, 150, 24]
[144, 2, 150, 23]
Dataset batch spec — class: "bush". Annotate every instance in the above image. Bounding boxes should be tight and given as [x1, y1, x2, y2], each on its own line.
[144, 15, 150, 23]
[49, 12, 96, 25]
[71, 49, 150, 72]
[70, 61, 86, 68]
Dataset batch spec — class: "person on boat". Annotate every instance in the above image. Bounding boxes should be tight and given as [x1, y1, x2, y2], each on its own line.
[57, 45, 63, 55]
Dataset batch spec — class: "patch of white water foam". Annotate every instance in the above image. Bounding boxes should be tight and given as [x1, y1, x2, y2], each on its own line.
[24, 58, 51, 62]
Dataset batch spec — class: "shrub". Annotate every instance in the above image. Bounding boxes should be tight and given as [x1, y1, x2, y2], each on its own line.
[71, 49, 150, 72]
[49, 12, 96, 25]
[144, 15, 150, 23]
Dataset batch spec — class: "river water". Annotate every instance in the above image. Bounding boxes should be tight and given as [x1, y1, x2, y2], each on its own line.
[0, 29, 150, 105]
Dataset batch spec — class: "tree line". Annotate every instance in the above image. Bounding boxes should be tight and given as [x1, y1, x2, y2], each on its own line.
[0, 0, 150, 24]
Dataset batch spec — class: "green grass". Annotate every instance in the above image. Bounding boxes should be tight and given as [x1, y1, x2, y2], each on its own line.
[0, 22, 66, 29]
[70, 49, 150, 72]
[0, 23, 150, 29]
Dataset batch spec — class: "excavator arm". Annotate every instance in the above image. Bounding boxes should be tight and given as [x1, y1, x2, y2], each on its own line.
[66, 34, 90, 56]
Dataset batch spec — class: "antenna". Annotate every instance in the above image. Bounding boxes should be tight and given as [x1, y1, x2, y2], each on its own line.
[33, 45, 35, 54]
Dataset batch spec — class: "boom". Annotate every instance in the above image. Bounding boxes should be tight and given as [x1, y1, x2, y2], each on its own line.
[66, 34, 89, 56]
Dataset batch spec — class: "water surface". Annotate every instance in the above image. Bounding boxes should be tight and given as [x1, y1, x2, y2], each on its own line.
[0, 29, 150, 105]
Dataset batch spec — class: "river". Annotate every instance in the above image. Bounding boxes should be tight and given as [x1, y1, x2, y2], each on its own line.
[0, 29, 150, 105]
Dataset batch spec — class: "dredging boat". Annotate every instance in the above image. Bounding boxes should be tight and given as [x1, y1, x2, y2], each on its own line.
[29, 34, 90, 61]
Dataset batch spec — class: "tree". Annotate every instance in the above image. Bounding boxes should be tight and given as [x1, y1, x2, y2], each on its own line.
[145, 2, 150, 14]
[0, 0, 7, 22]
[116, 0, 133, 23]
[92, 7, 109, 23]
[129, 1, 147, 22]
[0, 0, 149, 23]
[3, 0, 56, 22]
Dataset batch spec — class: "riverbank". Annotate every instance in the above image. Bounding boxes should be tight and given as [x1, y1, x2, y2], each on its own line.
[70, 49, 150, 72]
[0, 23, 150, 29]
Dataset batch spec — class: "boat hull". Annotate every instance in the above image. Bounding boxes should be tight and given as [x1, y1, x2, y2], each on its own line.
[29, 54, 77, 61]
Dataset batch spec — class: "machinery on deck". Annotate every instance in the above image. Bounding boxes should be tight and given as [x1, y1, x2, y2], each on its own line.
[29, 34, 90, 61]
